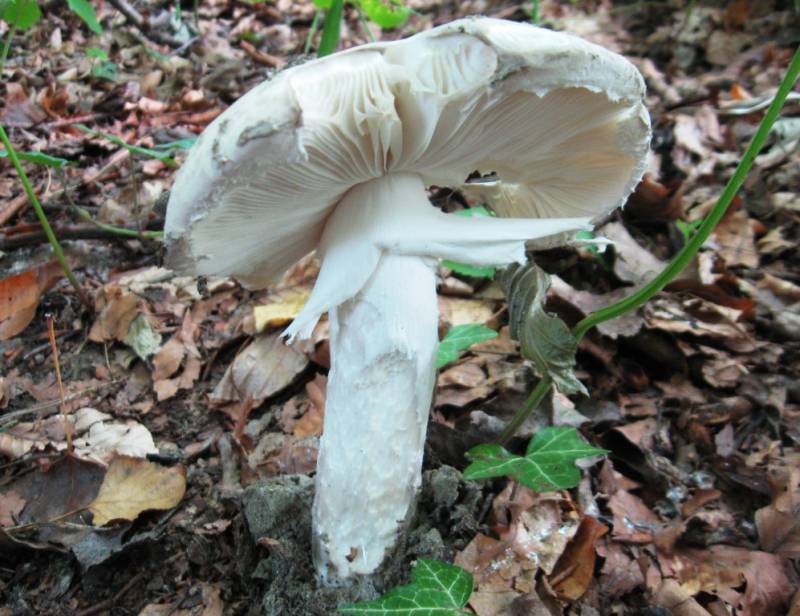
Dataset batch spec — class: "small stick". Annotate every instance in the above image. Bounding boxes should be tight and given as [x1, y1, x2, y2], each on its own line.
[46, 314, 73, 455]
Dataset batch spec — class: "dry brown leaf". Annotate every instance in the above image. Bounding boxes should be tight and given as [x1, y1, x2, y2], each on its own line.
[660, 546, 797, 616]
[89, 456, 186, 525]
[0, 490, 25, 527]
[652, 579, 712, 616]
[89, 286, 140, 343]
[152, 336, 185, 381]
[604, 222, 668, 285]
[714, 209, 759, 268]
[211, 333, 308, 402]
[294, 374, 326, 437]
[0, 259, 64, 341]
[550, 515, 608, 600]
[154, 355, 202, 401]
[755, 468, 800, 558]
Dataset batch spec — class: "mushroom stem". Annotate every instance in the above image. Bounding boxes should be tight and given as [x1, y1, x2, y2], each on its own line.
[312, 253, 439, 585]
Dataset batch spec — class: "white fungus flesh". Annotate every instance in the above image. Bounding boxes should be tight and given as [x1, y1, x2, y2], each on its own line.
[164, 17, 651, 584]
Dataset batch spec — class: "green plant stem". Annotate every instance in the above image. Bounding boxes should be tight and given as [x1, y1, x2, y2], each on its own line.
[0, 25, 16, 75]
[317, 0, 344, 57]
[529, 0, 540, 24]
[499, 375, 550, 444]
[304, 11, 321, 55]
[354, 4, 377, 42]
[573, 45, 800, 342]
[72, 205, 163, 239]
[0, 124, 92, 310]
[499, 45, 800, 445]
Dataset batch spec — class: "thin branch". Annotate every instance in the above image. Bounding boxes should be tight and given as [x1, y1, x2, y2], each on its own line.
[0, 222, 164, 250]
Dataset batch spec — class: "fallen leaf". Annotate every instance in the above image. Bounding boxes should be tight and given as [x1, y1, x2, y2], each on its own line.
[152, 336, 185, 381]
[293, 374, 326, 437]
[89, 286, 140, 342]
[0, 490, 25, 526]
[550, 515, 608, 600]
[89, 456, 186, 525]
[662, 546, 797, 616]
[253, 285, 311, 332]
[211, 333, 308, 402]
[0, 259, 64, 340]
[756, 468, 800, 558]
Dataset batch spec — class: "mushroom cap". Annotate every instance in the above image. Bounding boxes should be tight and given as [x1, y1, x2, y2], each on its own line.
[165, 17, 651, 287]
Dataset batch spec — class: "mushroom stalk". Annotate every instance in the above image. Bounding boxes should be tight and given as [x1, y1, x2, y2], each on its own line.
[304, 173, 593, 585]
[312, 252, 439, 584]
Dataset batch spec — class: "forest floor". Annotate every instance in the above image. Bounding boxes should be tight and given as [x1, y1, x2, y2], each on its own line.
[1, 1, 799, 615]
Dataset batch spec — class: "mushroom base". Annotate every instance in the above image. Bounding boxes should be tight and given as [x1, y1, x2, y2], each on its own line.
[311, 253, 439, 585]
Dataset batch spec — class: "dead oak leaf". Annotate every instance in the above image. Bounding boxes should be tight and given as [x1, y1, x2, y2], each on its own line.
[89, 456, 186, 526]
[756, 468, 800, 558]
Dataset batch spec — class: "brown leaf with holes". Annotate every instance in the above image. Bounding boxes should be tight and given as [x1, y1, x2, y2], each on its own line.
[89, 456, 186, 525]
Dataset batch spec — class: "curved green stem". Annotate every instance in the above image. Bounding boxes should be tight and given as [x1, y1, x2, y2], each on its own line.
[72, 205, 163, 239]
[0, 26, 15, 76]
[0, 124, 92, 310]
[499, 45, 800, 444]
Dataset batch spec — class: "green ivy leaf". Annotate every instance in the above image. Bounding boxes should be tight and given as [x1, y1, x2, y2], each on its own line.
[86, 46, 108, 60]
[0, 149, 70, 167]
[436, 324, 497, 369]
[356, 0, 410, 29]
[339, 559, 473, 615]
[67, 0, 102, 33]
[464, 427, 607, 491]
[442, 208, 496, 279]
[2, 0, 42, 30]
[498, 263, 586, 395]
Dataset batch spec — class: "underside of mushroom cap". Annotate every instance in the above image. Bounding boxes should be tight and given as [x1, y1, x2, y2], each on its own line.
[165, 17, 651, 287]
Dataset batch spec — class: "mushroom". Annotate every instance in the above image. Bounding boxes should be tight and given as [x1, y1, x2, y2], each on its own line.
[165, 17, 650, 585]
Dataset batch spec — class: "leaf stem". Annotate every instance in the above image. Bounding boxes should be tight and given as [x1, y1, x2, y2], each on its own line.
[0, 124, 92, 310]
[499, 44, 800, 444]
[72, 205, 164, 239]
[0, 25, 15, 76]
[499, 375, 550, 444]
[304, 10, 321, 55]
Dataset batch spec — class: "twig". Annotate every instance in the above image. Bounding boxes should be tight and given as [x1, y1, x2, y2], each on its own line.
[105, 0, 184, 47]
[0, 125, 92, 310]
[0, 193, 27, 226]
[47, 315, 73, 455]
[0, 222, 164, 250]
[74, 571, 146, 616]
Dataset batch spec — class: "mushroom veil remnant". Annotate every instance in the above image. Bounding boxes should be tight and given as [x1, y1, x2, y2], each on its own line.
[165, 17, 651, 585]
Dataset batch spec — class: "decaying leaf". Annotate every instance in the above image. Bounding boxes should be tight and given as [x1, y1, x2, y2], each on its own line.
[0, 259, 64, 341]
[89, 456, 186, 525]
[89, 285, 140, 342]
[254, 285, 311, 332]
[498, 263, 586, 395]
[550, 515, 608, 600]
[211, 333, 308, 402]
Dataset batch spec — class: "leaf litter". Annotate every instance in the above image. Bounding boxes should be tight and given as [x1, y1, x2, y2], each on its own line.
[1, 0, 799, 615]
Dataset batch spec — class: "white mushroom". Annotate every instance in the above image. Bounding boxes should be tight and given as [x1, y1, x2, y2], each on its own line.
[165, 17, 650, 585]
